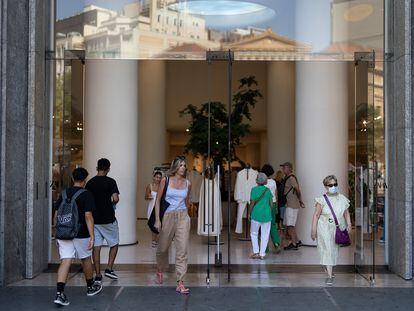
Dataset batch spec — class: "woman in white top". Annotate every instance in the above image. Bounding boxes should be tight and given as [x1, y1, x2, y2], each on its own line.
[261, 164, 281, 252]
[311, 175, 352, 286]
[145, 171, 162, 247]
[154, 156, 192, 294]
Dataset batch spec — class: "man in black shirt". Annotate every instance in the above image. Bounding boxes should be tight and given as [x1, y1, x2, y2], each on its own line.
[86, 158, 120, 282]
[54, 168, 102, 307]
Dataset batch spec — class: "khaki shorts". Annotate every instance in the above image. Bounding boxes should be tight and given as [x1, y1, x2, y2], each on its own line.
[283, 207, 299, 226]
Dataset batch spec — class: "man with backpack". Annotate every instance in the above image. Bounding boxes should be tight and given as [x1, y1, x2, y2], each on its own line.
[86, 158, 120, 283]
[54, 167, 102, 306]
[280, 162, 305, 250]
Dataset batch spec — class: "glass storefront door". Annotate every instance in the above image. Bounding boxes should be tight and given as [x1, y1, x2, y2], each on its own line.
[353, 51, 384, 284]
[202, 51, 234, 282]
[52, 50, 85, 207]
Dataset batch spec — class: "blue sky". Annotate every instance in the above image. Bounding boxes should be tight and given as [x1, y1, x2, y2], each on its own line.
[57, 0, 332, 51]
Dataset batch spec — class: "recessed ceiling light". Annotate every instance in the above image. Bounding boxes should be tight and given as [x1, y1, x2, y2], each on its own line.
[344, 4, 374, 22]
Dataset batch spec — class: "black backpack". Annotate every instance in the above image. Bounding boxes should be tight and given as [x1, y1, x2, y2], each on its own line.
[279, 175, 298, 207]
[55, 189, 86, 240]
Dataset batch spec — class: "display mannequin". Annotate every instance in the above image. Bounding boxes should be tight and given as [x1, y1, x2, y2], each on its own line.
[234, 165, 258, 234]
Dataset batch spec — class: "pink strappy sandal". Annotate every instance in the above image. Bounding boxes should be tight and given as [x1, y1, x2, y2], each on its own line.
[176, 281, 190, 295]
[156, 272, 163, 284]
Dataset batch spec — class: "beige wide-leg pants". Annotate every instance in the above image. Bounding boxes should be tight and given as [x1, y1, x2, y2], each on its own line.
[156, 210, 190, 281]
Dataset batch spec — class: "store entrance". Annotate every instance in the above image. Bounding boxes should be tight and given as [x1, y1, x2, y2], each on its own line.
[50, 53, 386, 284]
[197, 52, 386, 283]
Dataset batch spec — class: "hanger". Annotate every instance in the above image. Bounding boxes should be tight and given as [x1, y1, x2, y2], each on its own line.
[245, 163, 251, 179]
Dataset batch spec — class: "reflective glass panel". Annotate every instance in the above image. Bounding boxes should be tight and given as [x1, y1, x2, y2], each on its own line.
[56, 0, 384, 60]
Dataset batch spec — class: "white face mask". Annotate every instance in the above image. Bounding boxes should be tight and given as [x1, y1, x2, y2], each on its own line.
[328, 186, 338, 194]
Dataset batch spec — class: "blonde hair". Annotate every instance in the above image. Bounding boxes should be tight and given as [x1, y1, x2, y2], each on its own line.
[167, 156, 186, 177]
[323, 175, 338, 186]
[275, 170, 284, 182]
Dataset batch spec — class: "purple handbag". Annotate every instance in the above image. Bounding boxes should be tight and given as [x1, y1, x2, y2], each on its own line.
[323, 194, 351, 246]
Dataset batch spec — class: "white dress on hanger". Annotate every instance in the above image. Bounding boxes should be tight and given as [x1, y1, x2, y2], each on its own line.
[188, 170, 203, 203]
[146, 184, 157, 219]
[197, 175, 222, 236]
[234, 168, 258, 233]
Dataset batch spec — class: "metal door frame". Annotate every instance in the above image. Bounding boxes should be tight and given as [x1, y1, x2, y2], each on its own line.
[206, 50, 234, 282]
[354, 51, 380, 285]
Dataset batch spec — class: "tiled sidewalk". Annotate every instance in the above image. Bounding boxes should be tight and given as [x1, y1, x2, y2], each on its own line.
[1, 285, 414, 311]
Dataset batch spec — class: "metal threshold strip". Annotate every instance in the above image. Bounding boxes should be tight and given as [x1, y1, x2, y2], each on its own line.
[46, 263, 391, 274]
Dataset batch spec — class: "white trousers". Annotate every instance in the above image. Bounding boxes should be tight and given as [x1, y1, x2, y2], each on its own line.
[250, 220, 271, 257]
[235, 202, 248, 234]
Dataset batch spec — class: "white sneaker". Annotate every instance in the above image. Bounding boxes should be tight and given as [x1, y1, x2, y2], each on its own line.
[325, 277, 334, 286]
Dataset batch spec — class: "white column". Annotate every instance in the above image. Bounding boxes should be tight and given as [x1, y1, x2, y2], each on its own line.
[295, 62, 348, 246]
[84, 60, 138, 245]
[267, 62, 296, 168]
[137, 60, 167, 219]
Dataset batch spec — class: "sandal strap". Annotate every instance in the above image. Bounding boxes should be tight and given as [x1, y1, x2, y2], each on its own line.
[156, 272, 163, 284]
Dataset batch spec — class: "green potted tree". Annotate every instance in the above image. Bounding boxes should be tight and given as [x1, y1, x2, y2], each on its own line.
[179, 75, 263, 168]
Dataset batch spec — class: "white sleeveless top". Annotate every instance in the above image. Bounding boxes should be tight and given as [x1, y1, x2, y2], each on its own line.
[165, 179, 189, 213]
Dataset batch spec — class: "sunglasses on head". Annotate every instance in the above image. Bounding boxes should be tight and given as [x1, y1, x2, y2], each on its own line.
[327, 183, 338, 187]
[175, 156, 186, 161]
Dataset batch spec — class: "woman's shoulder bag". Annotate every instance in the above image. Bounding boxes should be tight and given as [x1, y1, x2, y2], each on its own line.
[323, 194, 351, 246]
[147, 177, 170, 234]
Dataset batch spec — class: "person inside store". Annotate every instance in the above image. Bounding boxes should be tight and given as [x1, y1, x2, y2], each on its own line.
[145, 171, 162, 248]
[280, 162, 305, 250]
[275, 169, 289, 245]
[154, 156, 192, 294]
[249, 172, 273, 260]
[311, 175, 352, 286]
[261, 164, 281, 253]
[275, 170, 285, 226]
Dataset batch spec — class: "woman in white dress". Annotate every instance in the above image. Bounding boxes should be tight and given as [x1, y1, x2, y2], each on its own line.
[145, 171, 162, 247]
[311, 175, 352, 286]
